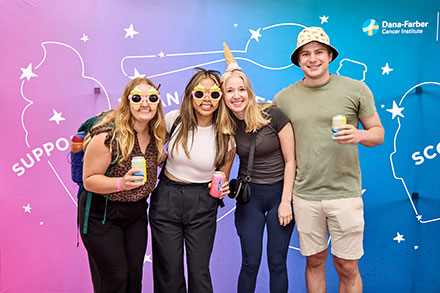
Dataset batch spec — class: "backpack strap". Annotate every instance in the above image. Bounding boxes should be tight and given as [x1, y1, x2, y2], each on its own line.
[82, 191, 93, 234]
[81, 152, 118, 235]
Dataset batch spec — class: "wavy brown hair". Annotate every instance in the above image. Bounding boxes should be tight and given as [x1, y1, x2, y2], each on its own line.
[84, 78, 167, 164]
[220, 70, 271, 133]
[170, 69, 234, 168]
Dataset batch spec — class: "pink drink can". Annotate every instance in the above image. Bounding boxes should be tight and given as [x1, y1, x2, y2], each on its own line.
[209, 171, 225, 198]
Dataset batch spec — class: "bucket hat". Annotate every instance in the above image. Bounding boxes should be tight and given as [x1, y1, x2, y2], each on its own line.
[290, 27, 339, 66]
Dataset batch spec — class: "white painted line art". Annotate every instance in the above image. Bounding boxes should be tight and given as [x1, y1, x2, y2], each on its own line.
[389, 81, 440, 224]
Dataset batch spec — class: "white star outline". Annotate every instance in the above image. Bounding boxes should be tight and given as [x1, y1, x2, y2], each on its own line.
[23, 203, 32, 213]
[389, 81, 440, 224]
[319, 15, 329, 24]
[129, 68, 146, 79]
[49, 109, 66, 125]
[20, 63, 38, 81]
[393, 232, 405, 243]
[381, 62, 394, 75]
[386, 101, 405, 119]
[124, 23, 139, 39]
[143, 254, 152, 263]
[249, 28, 262, 42]
[158, 51, 165, 58]
[80, 34, 89, 42]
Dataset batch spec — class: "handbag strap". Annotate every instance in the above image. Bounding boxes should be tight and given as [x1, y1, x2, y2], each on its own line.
[245, 132, 256, 182]
[160, 115, 181, 174]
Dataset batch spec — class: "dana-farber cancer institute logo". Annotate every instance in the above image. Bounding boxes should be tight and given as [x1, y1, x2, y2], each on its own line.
[363, 18, 429, 36]
[362, 19, 379, 36]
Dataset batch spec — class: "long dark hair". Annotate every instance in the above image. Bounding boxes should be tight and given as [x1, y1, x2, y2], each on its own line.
[170, 69, 234, 168]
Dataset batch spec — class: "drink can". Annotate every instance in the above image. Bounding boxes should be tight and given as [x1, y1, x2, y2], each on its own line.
[332, 115, 346, 140]
[131, 156, 147, 183]
[210, 171, 225, 198]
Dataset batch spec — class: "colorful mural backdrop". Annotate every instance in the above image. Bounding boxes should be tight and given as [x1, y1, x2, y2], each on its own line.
[1, 0, 439, 292]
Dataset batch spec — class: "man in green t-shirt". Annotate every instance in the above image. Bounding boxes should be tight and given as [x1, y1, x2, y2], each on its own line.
[273, 27, 384, 292]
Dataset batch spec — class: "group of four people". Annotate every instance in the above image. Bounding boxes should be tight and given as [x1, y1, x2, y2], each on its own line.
[78, 26, 384, 293]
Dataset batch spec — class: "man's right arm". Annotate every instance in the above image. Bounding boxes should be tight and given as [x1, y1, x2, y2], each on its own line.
[359, 111, 385, 147]
[334, 111, 384, 147]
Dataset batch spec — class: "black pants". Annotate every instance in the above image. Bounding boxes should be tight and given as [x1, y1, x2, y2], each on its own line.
[78, 190, 148, 293]
[149, 175, 219, 293]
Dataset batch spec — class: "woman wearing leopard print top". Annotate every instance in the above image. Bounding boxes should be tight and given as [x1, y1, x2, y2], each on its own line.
[79, 77, 166, 293]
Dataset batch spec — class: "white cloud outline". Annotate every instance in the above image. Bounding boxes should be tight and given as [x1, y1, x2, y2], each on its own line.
[19, 41, 113, 207]
[20, 41, 112, 148]
[389, 81, 440, 224]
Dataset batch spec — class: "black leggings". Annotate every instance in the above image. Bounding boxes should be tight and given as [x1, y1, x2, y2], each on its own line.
[235, 181, 294, 293]
[78, 190, 148, 293]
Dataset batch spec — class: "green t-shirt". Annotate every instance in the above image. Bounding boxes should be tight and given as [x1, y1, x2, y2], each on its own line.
[273, 74, 376, 200]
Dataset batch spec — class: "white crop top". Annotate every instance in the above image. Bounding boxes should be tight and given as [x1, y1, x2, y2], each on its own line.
[165, 110, 221, 183]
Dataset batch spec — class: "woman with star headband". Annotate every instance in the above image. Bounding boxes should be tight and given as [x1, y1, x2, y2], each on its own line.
[221, 43, 295, 293]
[79, 77, 166, 293]
[149, 68, 236, 293]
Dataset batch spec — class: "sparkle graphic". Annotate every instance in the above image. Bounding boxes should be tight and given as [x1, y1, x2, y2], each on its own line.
[124, 23, 139, 39]
[249, 28, 262, 42]
[23, 204, 32, 213]
[386, 101, 404, 119]
[234, 23, 238, 28]
[393, 232, 405, 243]
[20, 63, 38, 81]
[80, 34, 89, 42]
[144, 254, 152, 263]
[381, 62, 394, 75]
[158, 51, 165, 58]
[129, 68, 145, 79]
[319, 15, 329, 24]
[49, 109, 66, 125]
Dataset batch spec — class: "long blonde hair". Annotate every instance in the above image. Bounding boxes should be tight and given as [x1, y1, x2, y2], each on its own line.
[220, 70, 271, 133]
[84, 78, 167, 164]
[170, 69, 234, 168]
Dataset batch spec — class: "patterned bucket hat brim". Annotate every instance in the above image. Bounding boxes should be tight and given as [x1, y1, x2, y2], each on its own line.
[290, 27, 339, 66]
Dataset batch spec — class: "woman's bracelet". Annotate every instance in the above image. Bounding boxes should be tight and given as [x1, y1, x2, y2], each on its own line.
[116, 178, 124, 191]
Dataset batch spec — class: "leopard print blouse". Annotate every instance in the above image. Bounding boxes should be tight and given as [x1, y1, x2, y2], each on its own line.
[89, 125, 158, 202]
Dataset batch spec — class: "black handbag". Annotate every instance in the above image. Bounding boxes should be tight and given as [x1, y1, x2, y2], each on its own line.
[229, 133, 256, 205]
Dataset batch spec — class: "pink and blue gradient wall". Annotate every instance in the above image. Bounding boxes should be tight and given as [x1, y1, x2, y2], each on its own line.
[1, 0, 440, 292]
